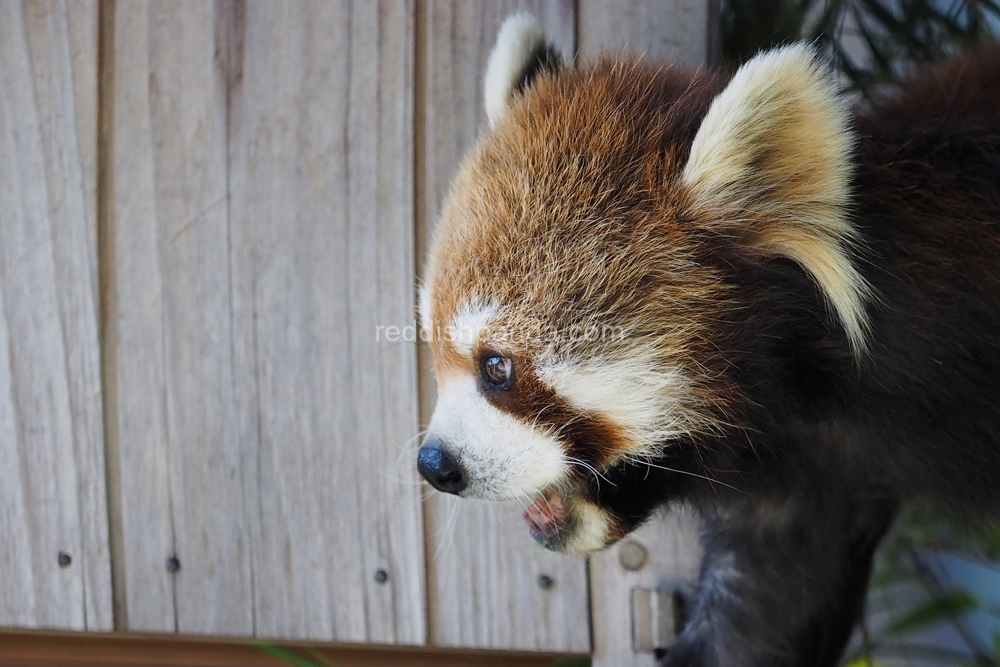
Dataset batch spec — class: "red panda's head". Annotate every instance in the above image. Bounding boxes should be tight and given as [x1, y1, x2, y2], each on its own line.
[417, 15, 870, 554]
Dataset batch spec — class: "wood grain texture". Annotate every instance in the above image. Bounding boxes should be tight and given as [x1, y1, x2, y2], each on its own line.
[0, 0, 710, 648]
[417, 0, 590, 653]
[228, 0, 425, 644]
[107, 0, 425, 642]
[106, 1, 252, 635]
[578, 0, 710, 65]
[0, 0, 111, 631]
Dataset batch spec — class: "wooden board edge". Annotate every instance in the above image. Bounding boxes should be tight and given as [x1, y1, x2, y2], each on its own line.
[0, 629, 582, 667]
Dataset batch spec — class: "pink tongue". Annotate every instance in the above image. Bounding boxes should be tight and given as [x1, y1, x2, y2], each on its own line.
[523, 489, 567, 539]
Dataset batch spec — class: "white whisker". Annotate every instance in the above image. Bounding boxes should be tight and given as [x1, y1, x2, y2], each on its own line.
[622, 454, 745, 494]
[433, 495, 463, 562]
[566, 455, 616, 489]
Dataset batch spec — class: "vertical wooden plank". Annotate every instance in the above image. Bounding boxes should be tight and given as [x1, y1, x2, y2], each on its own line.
[0, 287, 32, 627]
[589, 511, 702, 667]
[64, 0, 100, 291]
[23, 0, 111, 633]
[0, 0, 111, 631]
[105, 0, 172, 632]
[576, 4, 709, 665]
[418, 1, 589, 653]
[577, 0, 710, 65]
[108, 0, 253, 634]
[229, 0, 425, 643]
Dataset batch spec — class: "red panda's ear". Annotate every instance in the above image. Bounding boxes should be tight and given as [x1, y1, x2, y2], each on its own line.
[484, 14, 562, 128]
[682, 44, 872, 355]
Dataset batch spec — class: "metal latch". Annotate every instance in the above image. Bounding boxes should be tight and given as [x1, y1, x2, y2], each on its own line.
[631, 587, 686, 654]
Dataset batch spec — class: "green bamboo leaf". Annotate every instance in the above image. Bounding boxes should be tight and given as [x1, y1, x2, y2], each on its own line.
[253, 643, 334, 667]
[548, 658, 592, 667]
[885, 590, 979, 636]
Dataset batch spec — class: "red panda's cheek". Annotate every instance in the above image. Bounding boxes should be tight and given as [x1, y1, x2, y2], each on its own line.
[536, 356, 711, 463]
[423, 373, 570, 501]
[476, 358, 631, 470]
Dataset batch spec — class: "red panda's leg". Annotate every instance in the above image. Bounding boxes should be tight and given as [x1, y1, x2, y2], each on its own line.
[661, 495, 897, 667]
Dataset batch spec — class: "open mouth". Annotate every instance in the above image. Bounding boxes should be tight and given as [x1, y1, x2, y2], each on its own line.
[523, 486, 572, 545]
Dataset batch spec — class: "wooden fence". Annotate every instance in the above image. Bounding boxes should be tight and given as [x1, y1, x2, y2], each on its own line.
[0, 1, 708, 665]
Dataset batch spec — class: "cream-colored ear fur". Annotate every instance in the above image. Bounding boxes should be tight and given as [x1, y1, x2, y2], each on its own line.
[484, 14, 547, 128]
[683, 44, 872, 355]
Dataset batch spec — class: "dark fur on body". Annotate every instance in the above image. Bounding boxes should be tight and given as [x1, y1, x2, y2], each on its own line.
[587, 49, 1000, 666]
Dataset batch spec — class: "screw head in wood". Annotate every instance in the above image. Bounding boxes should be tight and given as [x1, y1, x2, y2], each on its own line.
[618, 540, 649, 571]
[165, 556, 181, 573]
[374, 569, 388, 584]
[57, 551, 72, 568]
[537, 574, 555, 590]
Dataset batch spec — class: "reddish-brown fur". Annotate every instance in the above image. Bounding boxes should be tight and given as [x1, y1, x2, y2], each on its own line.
[426, 60, 738, 436]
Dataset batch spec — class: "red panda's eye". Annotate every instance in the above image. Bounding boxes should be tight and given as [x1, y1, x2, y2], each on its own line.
[483, 355, 514, 388]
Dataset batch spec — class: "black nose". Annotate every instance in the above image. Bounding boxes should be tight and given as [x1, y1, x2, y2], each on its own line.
[417, 443, 467, 495]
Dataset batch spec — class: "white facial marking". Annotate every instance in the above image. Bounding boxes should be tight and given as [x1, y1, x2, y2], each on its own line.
[562, 501, 612, 555]
[417, 284, 432, 331]
[449, 301, 498, 357]
[538, 355, 701, 457]
[427, 374, 567, 501]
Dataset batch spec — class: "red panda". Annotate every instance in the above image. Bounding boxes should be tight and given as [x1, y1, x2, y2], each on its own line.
[416, 13, 1000, 667]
